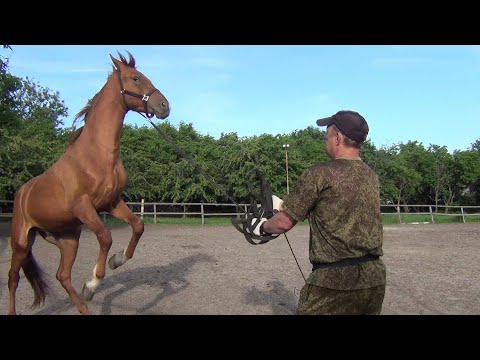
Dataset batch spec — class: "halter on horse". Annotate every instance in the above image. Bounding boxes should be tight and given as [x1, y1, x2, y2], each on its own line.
[7, 52, 170, 315]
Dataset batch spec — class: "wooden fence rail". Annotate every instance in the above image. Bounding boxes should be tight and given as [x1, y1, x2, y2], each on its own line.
[379, 204, 480, 224]
[1, 200, 480, 224]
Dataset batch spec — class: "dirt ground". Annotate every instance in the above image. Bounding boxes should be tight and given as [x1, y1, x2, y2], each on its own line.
[0, 221, 479, 315]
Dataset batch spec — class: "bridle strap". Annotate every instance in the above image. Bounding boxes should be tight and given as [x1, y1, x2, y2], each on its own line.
[115, 69, 159, 119]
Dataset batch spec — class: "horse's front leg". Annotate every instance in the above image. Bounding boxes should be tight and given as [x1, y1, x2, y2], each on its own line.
[108, 199, 144, 270]
[71, 195, 113, 303]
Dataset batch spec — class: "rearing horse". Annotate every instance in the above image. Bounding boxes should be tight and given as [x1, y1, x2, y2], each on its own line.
[8, 52, 170, 315]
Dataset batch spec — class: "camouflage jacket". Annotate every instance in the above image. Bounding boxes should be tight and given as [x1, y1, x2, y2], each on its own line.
[282, 157, 386, 290]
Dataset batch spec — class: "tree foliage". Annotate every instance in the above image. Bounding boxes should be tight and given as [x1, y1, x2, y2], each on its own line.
[1, 49, 479, 206]
[0, 55, 69, 199]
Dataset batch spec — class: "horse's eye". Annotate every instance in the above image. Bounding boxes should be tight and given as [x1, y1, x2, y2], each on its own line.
[133, 76, 140, 82]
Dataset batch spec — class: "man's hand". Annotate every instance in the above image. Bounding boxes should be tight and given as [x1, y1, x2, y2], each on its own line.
[272, 195, 283, 213]
[251, 217, 269, 236]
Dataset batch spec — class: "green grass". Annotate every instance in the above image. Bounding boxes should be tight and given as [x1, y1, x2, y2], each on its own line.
[103, 215, 243, 227]
[4, 212, 480, 227]
[103, 213, 480, 227]
[381, 213, 480, 224]
[103, 215, 313, 227]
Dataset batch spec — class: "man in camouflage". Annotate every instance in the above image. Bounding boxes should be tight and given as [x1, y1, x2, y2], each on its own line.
[252, 110, 386, 315]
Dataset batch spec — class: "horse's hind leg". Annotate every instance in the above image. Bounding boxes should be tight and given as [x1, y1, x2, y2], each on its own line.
[8, 222, 35, 315]
[9, 184, 49, 315]
[55, 228, 91, 315]
[71, 195, 113, 303]
[107, 199, 144, 270]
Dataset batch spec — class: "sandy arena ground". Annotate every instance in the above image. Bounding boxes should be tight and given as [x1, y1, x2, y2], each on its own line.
[0, 221, 479, 315]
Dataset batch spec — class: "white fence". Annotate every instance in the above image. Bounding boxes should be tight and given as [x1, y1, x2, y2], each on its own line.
[117, 201, 249, 225]
[0, 200, 249, 225]
[380, 204, 480, 224]
[1, 200, 480, 224]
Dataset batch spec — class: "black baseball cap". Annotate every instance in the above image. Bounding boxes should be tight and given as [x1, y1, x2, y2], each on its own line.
[316, 110, 369, 143]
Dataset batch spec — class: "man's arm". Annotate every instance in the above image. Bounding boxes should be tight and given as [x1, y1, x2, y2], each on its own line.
[262, 211, 297, 235]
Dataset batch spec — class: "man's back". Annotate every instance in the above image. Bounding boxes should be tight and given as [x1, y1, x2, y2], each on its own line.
[283, 157, 385, 290]
[309, 158, 383, 260]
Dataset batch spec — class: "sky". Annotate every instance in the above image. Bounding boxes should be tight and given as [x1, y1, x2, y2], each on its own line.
[2, 45, 480, 153]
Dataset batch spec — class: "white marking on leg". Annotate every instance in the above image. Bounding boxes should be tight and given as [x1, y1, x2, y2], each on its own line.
[122, 248, 128, 264]
[85, 265, 101, 293]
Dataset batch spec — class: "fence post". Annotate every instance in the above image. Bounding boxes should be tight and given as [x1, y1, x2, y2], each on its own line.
[141, 198, 145, 220]
[461, 206, 465, 223]
[429, 205, 435, 224]
[201, 203, 205, 225]
[154, 203, 157, 224]
[238, 204, 246, 219]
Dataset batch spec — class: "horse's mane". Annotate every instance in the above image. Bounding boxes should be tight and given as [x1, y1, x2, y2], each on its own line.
[68, 52, 137, 145]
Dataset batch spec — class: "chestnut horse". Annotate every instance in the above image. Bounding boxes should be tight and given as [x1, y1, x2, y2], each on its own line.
[7, 52, 170, 315]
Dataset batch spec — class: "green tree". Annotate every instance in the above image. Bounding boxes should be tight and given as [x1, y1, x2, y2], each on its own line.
[426, 145, 454, 210]
[376, 143, 423, 207]
[0, 62, 69, 199]
[396, 141, 433, 205]
[0, 54, 22, 133]
[14, 77, 67, 129]
[450, 149, 480, 207]
[468, 139, 480, 204]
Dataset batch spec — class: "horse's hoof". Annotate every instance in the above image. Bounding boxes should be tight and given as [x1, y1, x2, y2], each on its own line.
[108, 254, 118, 270]
[108, 250, 126, 270]
[82, 283, 95, 301]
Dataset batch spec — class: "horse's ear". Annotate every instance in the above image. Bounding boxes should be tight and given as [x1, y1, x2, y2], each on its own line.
[110, 54, 122, 71]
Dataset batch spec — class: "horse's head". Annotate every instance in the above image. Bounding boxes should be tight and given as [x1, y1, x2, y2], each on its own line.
[110, 52, 170, 120]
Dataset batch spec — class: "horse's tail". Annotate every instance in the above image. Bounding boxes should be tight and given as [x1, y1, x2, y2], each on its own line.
[22, 246, 50, 309]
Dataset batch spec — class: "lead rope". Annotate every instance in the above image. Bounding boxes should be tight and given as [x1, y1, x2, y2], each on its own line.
[284, 233, 306, 282]
[144, 117, 306, 283]
[145, 118, 246, 215]
[114, 68, 306, 283]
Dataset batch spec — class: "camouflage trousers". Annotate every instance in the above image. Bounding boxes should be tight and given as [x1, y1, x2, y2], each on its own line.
[297, 284, 385, 315]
